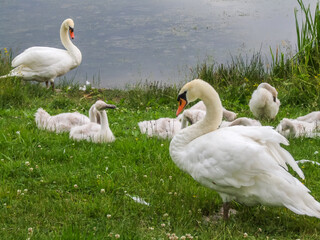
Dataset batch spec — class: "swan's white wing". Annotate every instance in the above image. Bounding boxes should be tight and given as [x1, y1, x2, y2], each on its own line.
[182, 126, 304, 191]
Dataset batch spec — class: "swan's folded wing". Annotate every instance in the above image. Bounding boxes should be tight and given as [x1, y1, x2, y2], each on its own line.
[186, 126, 304, 190]
[12, 47, 71, 69]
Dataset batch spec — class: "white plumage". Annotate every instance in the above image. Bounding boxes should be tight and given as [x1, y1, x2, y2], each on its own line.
[35, 104, 98, 133]
[296, 111, 320, 123]
[219, 117, 262, 128]
[70, 100, 116, 143]
[0, 19, 82, 90]
[138, 118, 181, 139]
[189, 100, 237, 121]
[276, 118, 320, 138]
[249, 83, 280, 119]
[170, 79, 320, 219]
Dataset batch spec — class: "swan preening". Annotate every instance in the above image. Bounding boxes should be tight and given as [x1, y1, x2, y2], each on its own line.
[0, 18, 82, 90]
[70, 100, 116, 143]
[170, 79, 320, 219]
[35, 104, 98, 133]
[249, 83, 280, 119]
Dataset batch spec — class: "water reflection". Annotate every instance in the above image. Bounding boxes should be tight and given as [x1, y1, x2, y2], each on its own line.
[0, 0, 315, 88]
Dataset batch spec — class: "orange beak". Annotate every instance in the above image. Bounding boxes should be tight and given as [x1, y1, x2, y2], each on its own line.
[176, 98, 187, 116]
[69, 29, 74, 39]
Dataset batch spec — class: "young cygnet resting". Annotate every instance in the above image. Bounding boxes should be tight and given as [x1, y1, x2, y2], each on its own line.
[276, 118, 320, 138]
[35, 103, 98, 133]
[296, 111, 320, 123]
[219, 117, 262, 128]
[249, 83, 280, 119]
[138, 118, 181, 139]
[70, 100, 116, 143]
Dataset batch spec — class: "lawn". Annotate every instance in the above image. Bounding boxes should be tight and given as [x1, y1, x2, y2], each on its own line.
[1, 77, 320, 240]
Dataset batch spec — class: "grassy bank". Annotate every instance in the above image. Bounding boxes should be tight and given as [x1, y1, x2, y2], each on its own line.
[1, 69, 320, 240]
[1, 1, 320, 239]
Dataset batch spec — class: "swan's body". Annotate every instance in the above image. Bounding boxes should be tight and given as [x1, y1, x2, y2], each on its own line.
[70, 100, 116, 143]
[219, 117, 262, 128]
[180, 109, 206, 128]
[189, 101, 237, 121]
[138, 118, 181, 139]
[0, 19, 82, 89]
[35, 104, 98, 133]
[276, 118, 320, 138]
[249, 83, 280, 119]
[296, 111, 320, 123]
[170, 79, 320, 219]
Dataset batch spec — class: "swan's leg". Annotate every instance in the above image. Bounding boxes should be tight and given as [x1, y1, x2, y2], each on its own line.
[223, 202, 230, 220]
[50, 79, 55, 91]
[45, 81, 49, 88]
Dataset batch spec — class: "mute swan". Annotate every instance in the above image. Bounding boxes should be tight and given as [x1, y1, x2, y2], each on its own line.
[296, 111, 320, 123]
[249, 83, 280, 119]
[0, 18, 82, 90]
[276, 118, 320, 138]
[70, 100, 116, 143]
[170, 79, 320, 219]
[35, 103, 99, 133]
[190, 101, 237, 121]
[138, 118, 181, 139]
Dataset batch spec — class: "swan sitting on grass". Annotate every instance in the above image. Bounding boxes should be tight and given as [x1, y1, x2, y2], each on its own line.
[35, 104, 98, 133]
[276, 118, 320, 138]
[138, 118, 181, 139]
[249, 83, 280, 119]
[70, 100, 116, 143]
[296, 111, 320, 123]
[0, 18, 82, 90]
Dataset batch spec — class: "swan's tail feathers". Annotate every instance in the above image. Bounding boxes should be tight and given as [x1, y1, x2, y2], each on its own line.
[284, 191, 320, 219]
[35, 108, 51, 130]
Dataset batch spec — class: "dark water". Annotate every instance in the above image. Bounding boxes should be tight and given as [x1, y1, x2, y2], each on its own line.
[0, 0, 315, 88]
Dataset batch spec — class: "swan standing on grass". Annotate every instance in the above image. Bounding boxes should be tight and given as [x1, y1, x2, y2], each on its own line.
[170, 79, 320, 220]
[70, 100, 116, 143]
[35, 103, 99, 133]
[249, 83, 280, 119]
[0, 18, 82, 90]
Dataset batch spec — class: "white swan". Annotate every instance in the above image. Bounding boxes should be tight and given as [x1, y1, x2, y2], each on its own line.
[189, 101, 237, 121]
[138, 118, 181, 139]
[70, 100, 116, 143]
[249, 83, 280, 119]
[276, 118, 320, 138]
[170, 79, 320, 219]
[180, 109, 206, 128]
[35, 103, 99, 133]
[0, 18, 82, 90]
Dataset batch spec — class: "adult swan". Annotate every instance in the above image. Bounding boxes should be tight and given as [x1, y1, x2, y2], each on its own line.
[169, 79, 320, 220]
[0, 18, 82, 90]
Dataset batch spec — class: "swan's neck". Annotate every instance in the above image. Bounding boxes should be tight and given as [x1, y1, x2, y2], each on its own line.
[60, 25, 82, 65]
[172, 84, 223, 146]
[100, 110, 110, 133]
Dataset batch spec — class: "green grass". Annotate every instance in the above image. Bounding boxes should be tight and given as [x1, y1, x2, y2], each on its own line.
[1, 75, 320, 239]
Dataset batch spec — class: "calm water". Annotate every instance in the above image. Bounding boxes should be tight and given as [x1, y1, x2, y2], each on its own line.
[0, 0, 315, 88]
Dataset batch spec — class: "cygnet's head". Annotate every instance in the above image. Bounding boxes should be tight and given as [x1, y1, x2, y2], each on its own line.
[94, 100, 116, 111]
[258, 83, 278, 102]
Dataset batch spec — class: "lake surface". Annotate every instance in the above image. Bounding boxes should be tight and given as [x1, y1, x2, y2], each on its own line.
[0, 0, 315, 88]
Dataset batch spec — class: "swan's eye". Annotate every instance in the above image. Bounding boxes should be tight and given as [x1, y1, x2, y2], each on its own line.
[273, 96, 276, 102]
[69, 27, 74, 33]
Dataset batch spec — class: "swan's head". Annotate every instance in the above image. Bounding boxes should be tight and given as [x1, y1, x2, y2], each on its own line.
[94, 100, 116, 111]
[258, 82, 278, 102]
[176, 79, 212, 116]
[63, 18, 75, 39]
